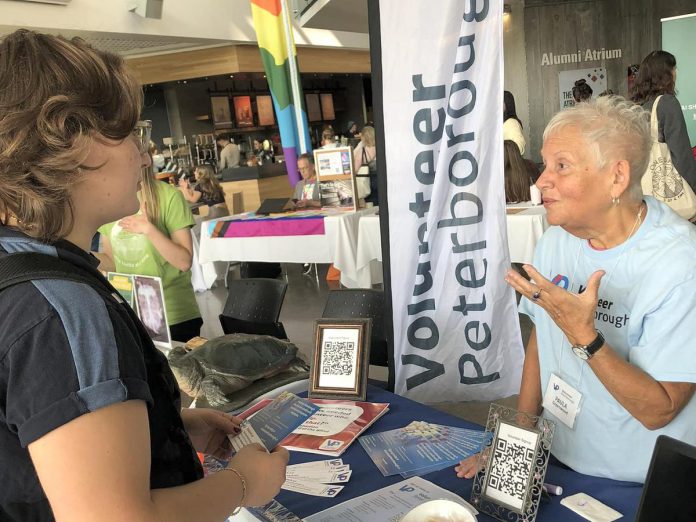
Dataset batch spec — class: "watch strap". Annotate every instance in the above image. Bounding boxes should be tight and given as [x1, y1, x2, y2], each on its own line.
[585, 330, 605, 357]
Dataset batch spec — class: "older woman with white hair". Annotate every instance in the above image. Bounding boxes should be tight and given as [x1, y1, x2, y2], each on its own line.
[456, 96, 696, 483]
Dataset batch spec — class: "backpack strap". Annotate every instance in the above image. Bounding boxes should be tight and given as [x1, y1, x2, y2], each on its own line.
[0, 252, 108, 293]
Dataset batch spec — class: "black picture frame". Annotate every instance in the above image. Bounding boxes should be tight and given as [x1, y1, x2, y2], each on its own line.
[309, 318, 371, 401]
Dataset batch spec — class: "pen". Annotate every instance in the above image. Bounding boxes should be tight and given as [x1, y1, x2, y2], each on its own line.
[543, 483, 563, 496]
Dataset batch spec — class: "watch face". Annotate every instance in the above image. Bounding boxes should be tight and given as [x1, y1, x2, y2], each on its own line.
[572, 346, 589, 360]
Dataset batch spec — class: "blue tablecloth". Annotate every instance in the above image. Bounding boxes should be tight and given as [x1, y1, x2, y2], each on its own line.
[274, 386, 643, 521]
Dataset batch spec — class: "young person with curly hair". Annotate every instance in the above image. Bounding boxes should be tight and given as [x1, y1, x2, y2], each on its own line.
[0, 29, 287, 521]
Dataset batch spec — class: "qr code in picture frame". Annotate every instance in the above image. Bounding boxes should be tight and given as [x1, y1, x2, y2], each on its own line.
[321, 341, 356, 376]
[489, 438, 535, 502]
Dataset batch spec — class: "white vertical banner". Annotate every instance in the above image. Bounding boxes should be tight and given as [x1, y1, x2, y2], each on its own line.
[380, 0, 524, 402]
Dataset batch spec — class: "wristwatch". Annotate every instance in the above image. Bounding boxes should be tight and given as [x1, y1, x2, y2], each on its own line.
[571, 330, 605, 360]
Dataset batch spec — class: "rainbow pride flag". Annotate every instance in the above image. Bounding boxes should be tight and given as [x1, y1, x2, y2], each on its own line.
[250, 0, 312, 186]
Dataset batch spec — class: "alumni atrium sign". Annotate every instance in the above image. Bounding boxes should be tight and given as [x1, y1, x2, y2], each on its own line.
[541, 47, 622, 66]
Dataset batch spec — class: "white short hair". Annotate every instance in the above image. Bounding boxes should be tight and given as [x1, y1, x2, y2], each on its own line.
[543, 96, 650, 201]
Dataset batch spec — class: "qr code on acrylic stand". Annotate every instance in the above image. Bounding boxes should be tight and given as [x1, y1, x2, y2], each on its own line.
[321, 341, 355, 376]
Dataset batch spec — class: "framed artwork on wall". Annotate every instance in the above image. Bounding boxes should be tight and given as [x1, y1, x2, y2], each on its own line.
[257, 95, 275, 126]
[210, 96, 232, 127]
[306, 93, 322, 122]
[320, 93, 335, 120]
[233, 95, 254, 127]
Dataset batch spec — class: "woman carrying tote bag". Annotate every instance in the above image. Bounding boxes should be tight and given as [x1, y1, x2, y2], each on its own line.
[632, 50, 696, 219]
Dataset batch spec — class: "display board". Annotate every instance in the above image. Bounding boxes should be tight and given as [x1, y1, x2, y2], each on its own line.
[663, 13, 696, 146]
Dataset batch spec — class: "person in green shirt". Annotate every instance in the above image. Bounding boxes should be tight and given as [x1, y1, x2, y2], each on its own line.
[100, 165, 202, 342]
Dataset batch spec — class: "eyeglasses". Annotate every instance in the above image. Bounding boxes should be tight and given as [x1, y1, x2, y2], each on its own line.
[132, 120, 152, 154]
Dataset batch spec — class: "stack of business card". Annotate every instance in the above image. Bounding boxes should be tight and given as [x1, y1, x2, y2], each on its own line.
[281, 459, 351, 497]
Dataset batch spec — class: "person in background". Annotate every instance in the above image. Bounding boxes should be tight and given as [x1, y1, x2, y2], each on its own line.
[149, 140, 166, 173]
[353, 125, 379, 205]
[292, 153, 321, 209]
[179, 164, 226, 209]
[320, 128, 339, 148]
[253, 138, 274, 164]
[631, 50, 696, 193]
[346, 120, 359, 139]
[101, 156, 203, 343]
[456, 96, 696, 483]
[216, 132, 240, 169]
[0, 29, 287, 522]
[572, 79, 593, 103]
[503, 140, 532, 203]
[503, 90, 526, 156]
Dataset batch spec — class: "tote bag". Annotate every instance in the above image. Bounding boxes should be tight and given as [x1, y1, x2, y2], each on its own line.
[641, 95, 696, 220]
[355, 147, 372, 199]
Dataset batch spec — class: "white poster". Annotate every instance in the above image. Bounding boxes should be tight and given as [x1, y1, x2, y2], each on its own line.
[558, 67, 607, 109]
[380, 0, 524, 402]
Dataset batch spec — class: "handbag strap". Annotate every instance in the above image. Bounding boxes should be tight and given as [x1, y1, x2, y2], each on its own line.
[650, 95, 662, 141]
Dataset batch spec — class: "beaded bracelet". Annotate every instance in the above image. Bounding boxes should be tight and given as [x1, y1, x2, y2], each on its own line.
[219, 467, 247, 516]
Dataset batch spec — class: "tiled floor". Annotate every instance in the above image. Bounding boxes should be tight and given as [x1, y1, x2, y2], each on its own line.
[194, 263, 532, 426]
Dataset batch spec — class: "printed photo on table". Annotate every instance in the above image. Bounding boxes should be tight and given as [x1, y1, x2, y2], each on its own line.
[133, 275, 171, 348]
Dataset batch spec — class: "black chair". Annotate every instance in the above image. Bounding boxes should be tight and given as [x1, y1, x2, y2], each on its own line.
[322, 289, 390, 385]
[219, 278, 288, 339]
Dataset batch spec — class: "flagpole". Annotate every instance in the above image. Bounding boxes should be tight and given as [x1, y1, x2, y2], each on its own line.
[280, 0, 308, 154]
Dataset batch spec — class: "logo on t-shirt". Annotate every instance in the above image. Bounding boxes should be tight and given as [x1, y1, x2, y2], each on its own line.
[551, 274, 569, 289]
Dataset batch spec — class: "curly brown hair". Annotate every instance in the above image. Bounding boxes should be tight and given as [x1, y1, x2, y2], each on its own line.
[0, 30, 143, 241]
[630, 50, 676, 104]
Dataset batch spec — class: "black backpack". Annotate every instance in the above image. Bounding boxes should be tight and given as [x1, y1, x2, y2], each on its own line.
[0, 251, 205, 486]
[0, 252, 108, 294]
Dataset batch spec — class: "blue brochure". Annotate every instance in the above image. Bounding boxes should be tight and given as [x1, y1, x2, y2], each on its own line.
[359, 421, 488, 477]
[247, 499, 303, 521]
[230, 392, 320, 452]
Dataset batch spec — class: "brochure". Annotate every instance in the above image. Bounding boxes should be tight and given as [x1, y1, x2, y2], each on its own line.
[245, 500, 303, 521]
[230, 392, 320, 452]
[305, 476, 478, 522]
[238, 398, 389, 456]
[359, 421, 487, 477]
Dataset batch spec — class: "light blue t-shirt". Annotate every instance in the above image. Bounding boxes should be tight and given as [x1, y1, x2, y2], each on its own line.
[520, 196, 696, 482]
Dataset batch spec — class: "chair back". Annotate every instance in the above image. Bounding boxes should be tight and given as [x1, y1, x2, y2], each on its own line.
[218, 316, 288, 339]
[205, 202, 229, 221]
[222, 278, 288, 323]
[322, 289, 388, 367]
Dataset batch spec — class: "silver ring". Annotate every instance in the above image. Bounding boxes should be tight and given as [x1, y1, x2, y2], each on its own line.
[531, 289, 542, 301]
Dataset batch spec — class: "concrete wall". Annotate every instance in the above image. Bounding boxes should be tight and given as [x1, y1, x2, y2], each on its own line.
[503, 0, 530, 156]
[522, 0, 695, 161]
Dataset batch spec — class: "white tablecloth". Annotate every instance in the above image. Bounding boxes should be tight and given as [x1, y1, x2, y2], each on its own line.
[190, 225, 224, 292]
[355, 204, 549, 287]
[198, 208, 377, 289]
[504, 204, 549, 264]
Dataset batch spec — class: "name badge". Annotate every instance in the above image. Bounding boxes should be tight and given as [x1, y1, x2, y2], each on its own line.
[542, 373, 582, 430]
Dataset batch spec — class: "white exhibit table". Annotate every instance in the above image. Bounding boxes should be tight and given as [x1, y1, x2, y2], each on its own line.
[504, 203, 549, 264]
[197, 207, 378, 289]
[355, 204, 549, 287]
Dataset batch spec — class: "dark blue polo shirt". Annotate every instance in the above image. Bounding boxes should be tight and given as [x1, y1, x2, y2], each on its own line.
[0, 226, 202, 521]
